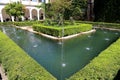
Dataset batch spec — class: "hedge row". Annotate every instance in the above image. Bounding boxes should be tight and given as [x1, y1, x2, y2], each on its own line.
[0, 31, 56, 80]
[0, 21, 42, 26]
[33, 24, 92, 37]
[0, 22, 13, 26]
[13, 21, 41, 26]
[68, 38, 120, 80]
[76, 21, 120, 29]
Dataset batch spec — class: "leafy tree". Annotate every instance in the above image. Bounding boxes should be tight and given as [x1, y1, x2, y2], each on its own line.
[65, 0, 87, 20]
[49, 0, 71, 25]
[71, 0, 87, 8]
[4, 2, 25, 21]
[72, 7, 83, 20]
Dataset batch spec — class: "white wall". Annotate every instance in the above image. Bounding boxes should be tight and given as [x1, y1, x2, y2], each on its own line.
[22, 1, 42, 5]
[0, 0, 10, 4]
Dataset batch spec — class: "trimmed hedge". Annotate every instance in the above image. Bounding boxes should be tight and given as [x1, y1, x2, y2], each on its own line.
[0, 31, 56, 80]
[0, 22, 13, 26]
[33, 24, 92, 37]
[68, 38, 120, 80]
[13, 21, 41, 26]
[0, 21, 41, 26]
[76, 21, 120, 29]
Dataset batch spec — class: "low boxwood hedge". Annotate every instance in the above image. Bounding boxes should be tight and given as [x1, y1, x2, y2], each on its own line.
[76, 21, 120, 29]
[0, 21, 41, 26]
[68, 38, 120, 80]
[0, 31, 56, 80]
[33, 24, 92, 37]
[13, 21, 41, 26]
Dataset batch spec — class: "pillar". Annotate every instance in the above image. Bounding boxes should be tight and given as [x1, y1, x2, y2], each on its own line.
[29, 9, 33, 20]
[11, 16, 15, 22]
[0, 10, 3, 22]
[21, 16, 25, 21]
[43, 13, 45, 20]
[0, 14, 3, 22]
[37, 9, 40, 21]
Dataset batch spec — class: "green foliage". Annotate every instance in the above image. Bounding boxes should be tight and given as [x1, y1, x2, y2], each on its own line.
[71, 0, 87, 8]
[68, 0, 87, 20]
[33, 23, 92, 37]
[76, 21, 120, 29]
[0, 22, 13, 26]
[0, 21, 41, 26]
[68, 38, 120, 80]
[0, 31, 56, 80]
[72, 7, 83, 20]
[4, 2, 25, 20]
[13, 21, 41, 26]
[45, 0, 71, 24]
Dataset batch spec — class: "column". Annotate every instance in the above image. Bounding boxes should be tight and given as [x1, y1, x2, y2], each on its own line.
[21, 16, 25, 21]
[0, 9, 3, 22]
[11, 16, 15, 22]
[29, 9, 33, 20]
[37, 9, 40, 21]
[43, 12, 45, 20]
[0, 13, 3, 22]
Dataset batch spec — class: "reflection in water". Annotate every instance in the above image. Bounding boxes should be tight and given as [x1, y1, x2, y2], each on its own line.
[0, 26, 120, 80]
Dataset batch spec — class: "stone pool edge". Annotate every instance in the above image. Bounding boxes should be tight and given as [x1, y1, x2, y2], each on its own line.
[15, 26, 96, 40]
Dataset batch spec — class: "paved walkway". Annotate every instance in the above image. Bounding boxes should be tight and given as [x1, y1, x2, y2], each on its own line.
[0, 64, 8, 80]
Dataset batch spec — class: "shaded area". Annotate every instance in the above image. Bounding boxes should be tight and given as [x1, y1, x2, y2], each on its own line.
[114, 70, 120, 80]
[0, 74, 2, 80]
[94, 0, 120, 22]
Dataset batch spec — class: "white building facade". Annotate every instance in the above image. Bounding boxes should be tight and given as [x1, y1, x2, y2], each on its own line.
[0, 0, 49, 22]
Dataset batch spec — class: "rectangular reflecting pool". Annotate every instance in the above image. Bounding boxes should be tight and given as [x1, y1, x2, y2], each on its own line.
[0, 26, 120, 80]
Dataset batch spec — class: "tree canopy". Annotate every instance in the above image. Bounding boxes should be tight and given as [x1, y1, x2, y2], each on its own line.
[4, 2, 25, 20]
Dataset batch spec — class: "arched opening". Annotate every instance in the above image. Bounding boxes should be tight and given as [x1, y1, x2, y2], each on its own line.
[2, 9, 11, 22]
[39, 9, 44, 20]
[32, 9, 37, 20]
[24, 8, 30, 20]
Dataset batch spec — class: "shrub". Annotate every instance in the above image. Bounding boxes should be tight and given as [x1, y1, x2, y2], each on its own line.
[13, 21, 40, 26]
[0, 31, 56, 80]
[0, 21, 41, 26]
[33, 23, 92, 37]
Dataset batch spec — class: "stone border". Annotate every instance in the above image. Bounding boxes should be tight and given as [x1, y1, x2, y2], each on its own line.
[0, 64, 8, 80]
[15, 26, 96, 40]
[94, 27, 120, 31]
